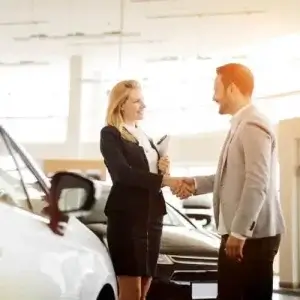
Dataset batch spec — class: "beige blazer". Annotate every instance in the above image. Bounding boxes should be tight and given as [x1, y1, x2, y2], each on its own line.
[195, 105, 285, 238]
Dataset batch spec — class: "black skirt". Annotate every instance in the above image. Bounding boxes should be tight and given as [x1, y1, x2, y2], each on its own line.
[107, 213, 163, 277]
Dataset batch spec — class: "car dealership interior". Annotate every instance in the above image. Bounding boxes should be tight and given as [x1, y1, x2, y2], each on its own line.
[0, 0, 300, 299]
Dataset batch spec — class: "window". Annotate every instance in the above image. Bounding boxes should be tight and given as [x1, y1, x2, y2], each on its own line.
[162, 212, 174, 226]
[188, 166, 217, 176]
[80, 82, 108, 142]
[0, 130, 47, 215]
[255, 95, 300, 124]
[140, 104, 230, 138]
[79, 64, 230, 140]
[0, 118, 68, 143]
[170, 165, 217, 177]
[0, 62, 69, 143]
[164, 204, 195, 229]
[170, 167, 190, 177]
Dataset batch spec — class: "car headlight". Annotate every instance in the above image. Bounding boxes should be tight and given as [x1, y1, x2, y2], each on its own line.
[157, 254, 173, 265]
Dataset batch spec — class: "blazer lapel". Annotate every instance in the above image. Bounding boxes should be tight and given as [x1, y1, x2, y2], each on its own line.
[215, 130, 231, 185]
[219, 130, 234, 180]
[218, 116, 245, 182]
[149, 138, 160, 159]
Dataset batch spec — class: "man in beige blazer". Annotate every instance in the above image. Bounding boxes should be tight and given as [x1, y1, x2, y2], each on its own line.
[174, 63, 285, 300]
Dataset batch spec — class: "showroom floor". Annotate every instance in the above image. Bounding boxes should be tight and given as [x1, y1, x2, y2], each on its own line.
[192, 280, 300, 299]
[275, 295, 300, 299]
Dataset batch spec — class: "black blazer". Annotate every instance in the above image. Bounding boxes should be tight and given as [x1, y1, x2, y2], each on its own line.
[100, 125, 166, 218]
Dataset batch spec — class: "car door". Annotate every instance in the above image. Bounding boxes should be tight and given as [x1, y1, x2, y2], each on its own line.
[0, 129, 104, 300]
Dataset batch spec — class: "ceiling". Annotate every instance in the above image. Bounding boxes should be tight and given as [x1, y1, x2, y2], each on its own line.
[0, 0, 299, 100]
[0, 0, 299, 63]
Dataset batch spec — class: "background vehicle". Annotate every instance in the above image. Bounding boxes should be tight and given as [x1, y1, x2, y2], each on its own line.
[182, 194, 216, 231]
[0, 125, 117, 300]
[80, 183, 219, 286]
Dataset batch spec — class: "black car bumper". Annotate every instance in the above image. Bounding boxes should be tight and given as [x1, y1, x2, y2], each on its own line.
[156, 257, 218, 283]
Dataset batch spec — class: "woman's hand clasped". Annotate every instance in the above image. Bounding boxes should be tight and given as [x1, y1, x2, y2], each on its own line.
[158, 156, 170, 175]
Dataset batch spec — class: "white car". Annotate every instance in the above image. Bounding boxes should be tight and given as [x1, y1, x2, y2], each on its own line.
[0, 125, 117, 300]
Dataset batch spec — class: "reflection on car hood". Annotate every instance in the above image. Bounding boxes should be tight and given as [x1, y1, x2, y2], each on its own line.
[87, 223, 220, 258]
[160, 226, 219, 257]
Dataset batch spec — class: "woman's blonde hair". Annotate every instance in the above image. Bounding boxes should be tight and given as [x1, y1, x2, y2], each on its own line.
[105, 79, 141, 142]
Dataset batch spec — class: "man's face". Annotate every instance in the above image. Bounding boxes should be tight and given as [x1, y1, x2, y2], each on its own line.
[213, 74, 232, 115]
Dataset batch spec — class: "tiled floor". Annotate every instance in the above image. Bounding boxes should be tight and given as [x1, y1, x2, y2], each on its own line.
[192, 281, 300, 299]
[274, 295, 300, 300]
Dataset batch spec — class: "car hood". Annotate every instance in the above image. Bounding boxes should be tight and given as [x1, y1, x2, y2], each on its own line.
[160, 225, 219, 257]
[87, 223, 220, 258]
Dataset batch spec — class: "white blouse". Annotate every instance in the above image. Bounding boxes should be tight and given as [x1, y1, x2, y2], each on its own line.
[123, 124, 158, 174]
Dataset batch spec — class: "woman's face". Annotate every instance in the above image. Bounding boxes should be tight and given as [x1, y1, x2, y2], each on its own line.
[121, 88, 145, 122]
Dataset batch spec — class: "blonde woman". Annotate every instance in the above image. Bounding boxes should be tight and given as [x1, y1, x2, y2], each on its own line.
[100, 80, 179, 300]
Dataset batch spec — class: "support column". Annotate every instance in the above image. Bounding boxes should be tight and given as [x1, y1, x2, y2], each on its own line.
[66, 55, 83, 157]
[278, 118, 300, 289]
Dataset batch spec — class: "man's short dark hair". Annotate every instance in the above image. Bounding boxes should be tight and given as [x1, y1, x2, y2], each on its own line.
[216, 63, 254, 97]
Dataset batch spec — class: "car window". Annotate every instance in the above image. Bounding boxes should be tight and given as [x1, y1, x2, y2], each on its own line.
[162, 211, 174, 226]
[165, 203, 196, 229]
[80, 181, 196, 231]
[0, 131, 47, 216]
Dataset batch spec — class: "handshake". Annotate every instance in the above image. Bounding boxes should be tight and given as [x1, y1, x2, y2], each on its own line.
[162, 176, 196, 199]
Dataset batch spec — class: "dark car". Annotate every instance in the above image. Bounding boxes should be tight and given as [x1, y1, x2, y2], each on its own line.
[182, 194, 216, 230]
[80, 182, 219, 285]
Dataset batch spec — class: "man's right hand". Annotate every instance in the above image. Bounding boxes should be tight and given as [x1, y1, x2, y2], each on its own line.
[165, 177, 195, 199]
[162, 176, 196, 199]
[175, 177, 195, 199]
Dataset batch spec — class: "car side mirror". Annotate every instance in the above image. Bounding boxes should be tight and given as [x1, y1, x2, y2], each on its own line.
[48, 171, 96, 235]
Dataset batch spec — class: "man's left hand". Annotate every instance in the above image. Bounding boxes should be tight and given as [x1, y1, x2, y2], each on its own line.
[225, 235, 245, 261]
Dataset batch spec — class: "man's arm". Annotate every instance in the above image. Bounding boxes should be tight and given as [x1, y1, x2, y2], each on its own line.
[193, 175, 215, 195]
[170, 175, 214, 199]
[231, 122, 273, 237]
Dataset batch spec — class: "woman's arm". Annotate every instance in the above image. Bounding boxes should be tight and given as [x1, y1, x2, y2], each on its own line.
[100, 126, 163, 191]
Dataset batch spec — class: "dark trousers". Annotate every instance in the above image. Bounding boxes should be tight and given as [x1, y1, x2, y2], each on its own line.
[217, 234, 281, 300]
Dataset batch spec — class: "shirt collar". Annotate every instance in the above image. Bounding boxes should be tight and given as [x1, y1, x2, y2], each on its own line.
[230, 104, 252, 127]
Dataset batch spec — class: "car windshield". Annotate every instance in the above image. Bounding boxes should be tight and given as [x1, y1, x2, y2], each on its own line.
[80, 182, 196, 229]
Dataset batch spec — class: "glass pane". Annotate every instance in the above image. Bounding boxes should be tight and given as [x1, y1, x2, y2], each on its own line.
[0, 62, 69, 118]
[0, 62, 69, 143]
[255, 95, 300, 123]
[4, 135, 47, 215]
[0, 117, 67, 143]
[188, 166, 217, 176]
[163, 212, 174, 226]
[142, 76, 214, 111]
[80, 82, 108, 142]
[170, 167, 189, 177]
[0, 134, 29, 210]
[141, 107, 230, 137]
[167, 205, 195, 229]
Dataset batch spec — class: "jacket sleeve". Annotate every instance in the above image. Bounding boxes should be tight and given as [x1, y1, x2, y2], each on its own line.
[194, 175, 215, 195]
[231, 122, 273, 237]
[100, 126, 163, 191]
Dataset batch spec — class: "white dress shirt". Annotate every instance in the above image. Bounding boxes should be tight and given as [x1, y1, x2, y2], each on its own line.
[123, 124, 158, 174]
